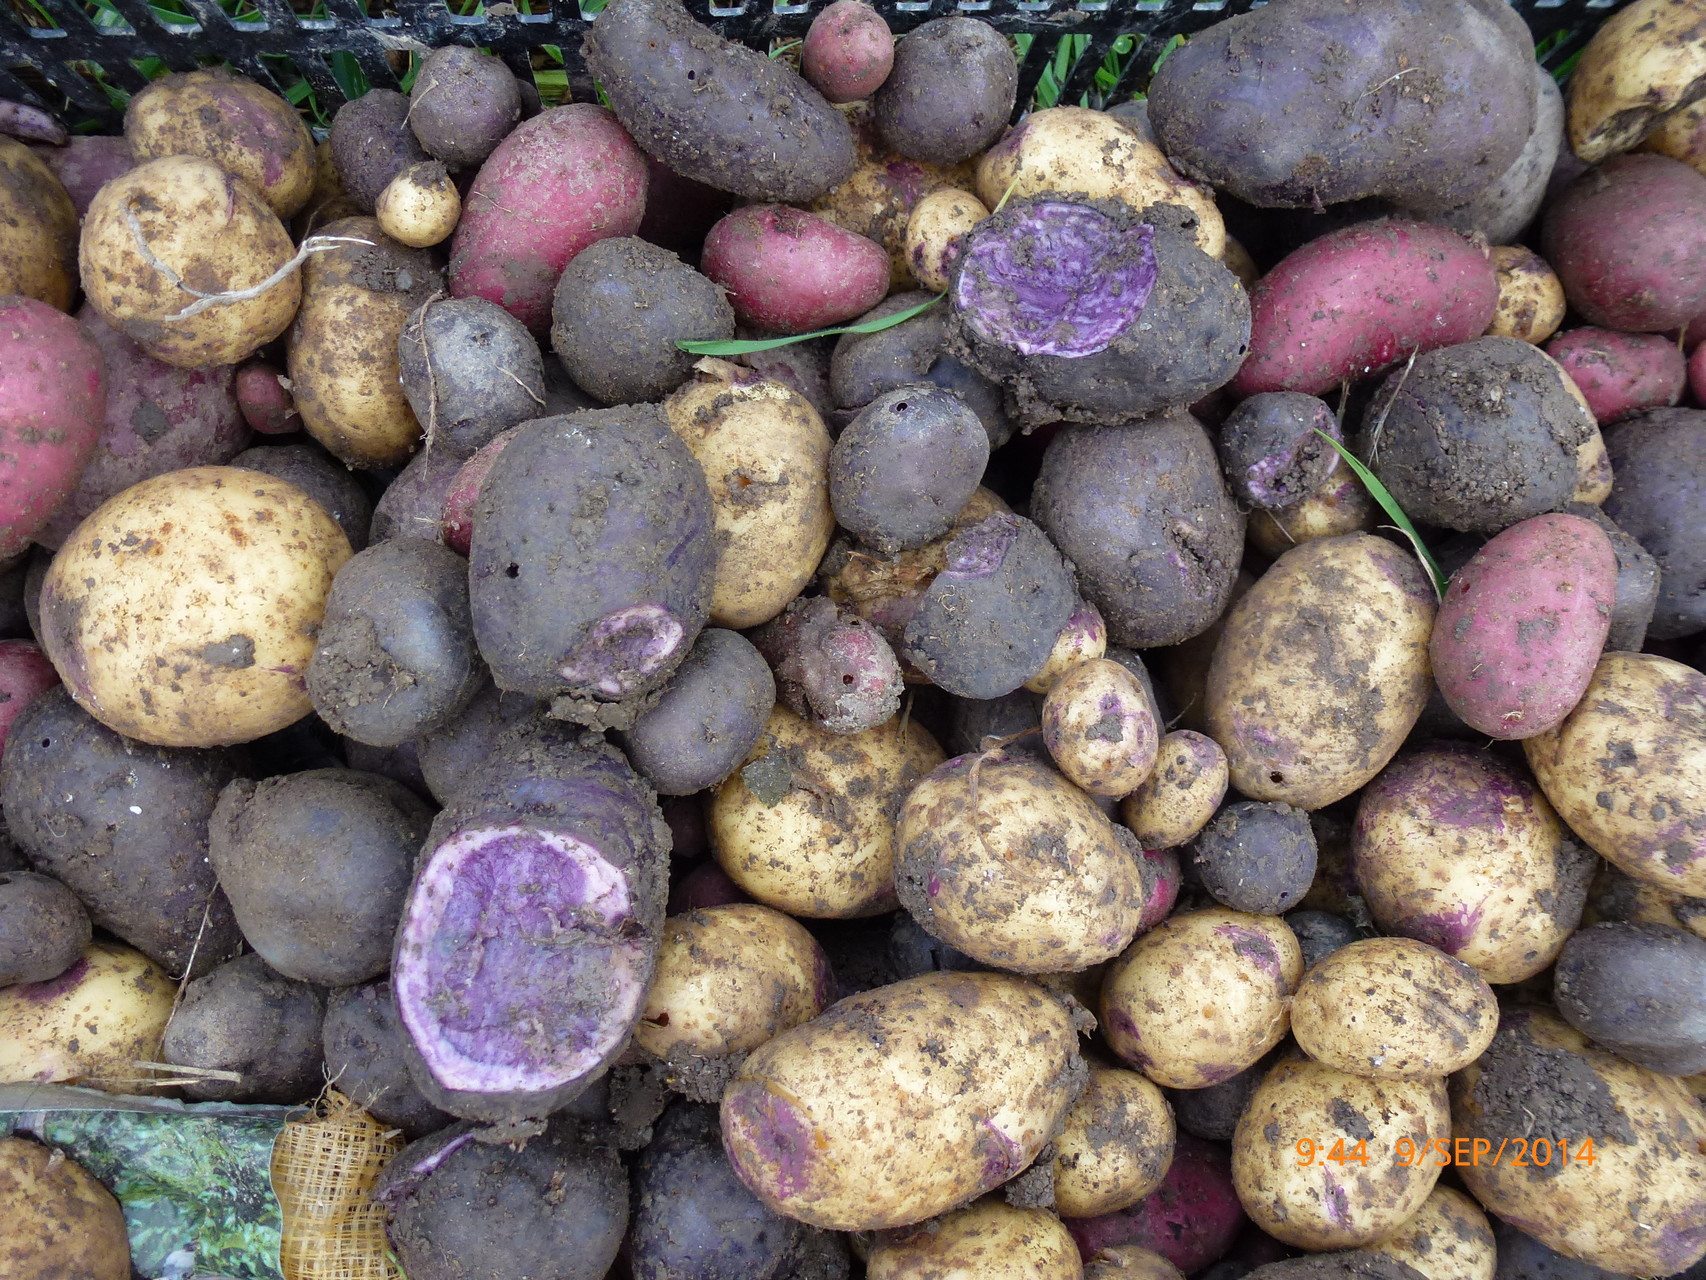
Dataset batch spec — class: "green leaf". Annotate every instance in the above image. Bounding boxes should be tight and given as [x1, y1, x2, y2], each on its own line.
[770, 39, 801, 59]
[676, 293, 944, 356]
[1312, 428, 1446, 599]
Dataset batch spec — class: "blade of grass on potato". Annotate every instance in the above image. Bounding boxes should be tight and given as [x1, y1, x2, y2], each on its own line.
[1311, 427, 1447, 600]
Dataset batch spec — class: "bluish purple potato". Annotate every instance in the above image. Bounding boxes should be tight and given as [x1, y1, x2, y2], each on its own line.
[1217, 393, 1339, 511]
[1601, 407, 1706, 640]
[161, 953, 326, 1103]
[0, 870, 89, 987]
[321, 981, 456, 1138]
[1191, 801, 1318, 916]
[407, 45, 521, 170]
[872, 17, 1016, 167]
[1553, 921, 1706, 1075]
[398, 296, 547, 460]
[752, 595, 903, 735]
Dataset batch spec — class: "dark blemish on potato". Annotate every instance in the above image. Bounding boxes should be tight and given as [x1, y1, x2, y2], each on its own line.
[1329, 1097, 1374, 1142]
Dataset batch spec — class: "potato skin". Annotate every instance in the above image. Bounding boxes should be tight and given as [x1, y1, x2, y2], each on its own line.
[1450, 1007, 1706, 1277]
[872, 17, 1017, 167]
[1052, 1066, 1176, 1219]
[1290, 937, 1498, 1078]
[1042, 657, 1160, 798]
[0, 1137, 130, 1280]
[867, 1200, 1082, 1279]
[407, 45, 522, 170]
[161, 951, 326, 1103]
[1545, 328, 1685, 423]
[802, 0, 893, 104]
[702, 205, 890, 335]
[1601, 407, 1706, 640]
[329, 89, 430, 213]
[1247, 453, 1378, 560]
[0, 137, 77, 311]
[1233, 1058, 1449, 1249]
[720, 971, 1086, 1230]
[1361, 1186, 1495, 1280]
[0, 941, 174, 1090]
[1206, 533, 1435, 811]
[1567, 0, 1706, 162]
[0, 870, 89, 986]
[1523, 652, 1706, 897]
[1488, 245, 1566, 345]
[1120, 730, 1228, 850]
[1553, 921, 1706, 1074]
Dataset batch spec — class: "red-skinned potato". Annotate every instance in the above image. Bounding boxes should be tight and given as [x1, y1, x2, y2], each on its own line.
[701, 204, 890, 334]
[802, 1, 894, 105]
[1545, 327, 1686, 423]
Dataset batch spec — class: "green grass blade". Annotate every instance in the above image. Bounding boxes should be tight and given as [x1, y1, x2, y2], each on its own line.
[677, 293, 944, 356]
[1311, 428, 1446, 599]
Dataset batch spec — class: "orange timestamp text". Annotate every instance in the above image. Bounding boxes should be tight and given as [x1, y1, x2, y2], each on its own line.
[1295, 1136, 1598, 1168]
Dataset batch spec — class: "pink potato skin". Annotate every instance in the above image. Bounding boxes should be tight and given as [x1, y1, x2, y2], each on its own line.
[701, 205, 890, 334]
[1546, 328, 1685, 424]
[1430, 512, 1618, 740]
[802, 0, 895, 104]
[440, 425, 520, 556]
[1135, 845, 1181, 931]
[0, 295, 105, 558]
[1690, 340, 1706, 406]
[449, 105, 649, 333]
[235, 360, 302, 434]
[1065, 1132, 1246, 1273]
[0, 639, 58, 757]
[1542, 154, 1706, 333]
[1231, 221, 1499, 398]
[30, 136, 135, 219]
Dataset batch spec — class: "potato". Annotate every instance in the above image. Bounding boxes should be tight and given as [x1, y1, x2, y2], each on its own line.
[1218, 392, 1339, 511]
[1602, 407, 1706, 639]
[1247, 452, 1379, 560]
[906, 186, 988, 293]
[1430, 513, 1618, 739]
[1083, 1248, 1183, 1280]
[868, 1199, 1082, 1279]
[1451, 1007, 1706, 1276]
[754, 594, 902, 734]
[0, 137, 76, 311]
[1250, 1259, 1426, 1280]
[321, 981, 454, 1139]
[1569, 419, 1615, 506]
[1062, 1131, 1246, 1274]
[1487, 245, 1566, 344]
[1644, 93, 1706, 172]
[1545, 327, 1686, 423]
[1554, 921, 1706, 1074]
[162, 951, 326, 1103]
[634, 903, 833, 1061]
[1041, 658, 1160, 799]
[1120, 730, 1228, 850]
[721, 971, 1086, 1230]
[1025, 600, 1108, 695]
[124, 68, 315, 218]
[375, 160, 460, 248]
[1360, 1186, 1495, 1280]
[974, 107, 1224, 258]
[39, 465, 353, 748]
[1053, 1065, 1176, 1218]
[1290, 937, 1498, 1078]
[232, 440, 372, 553]
[1101, 908, 1303, 1089]
[1191, 800, 1318, 916]
[1353, 743, 1596, 984]
[1566, 0, 1706, 162]
[1206, 533, 1435, 811]
[0, 869, 87, 988]
[29, 134, 134, 221]
[1233, 1058, 1449, 1249]
[328, 89, 430, 213]
[802, 0, 893, 104]
[711, 704, 943, 918]
[662, 362, 834, 630]
[0, 940, 173, 1090]
[810, 140, 977, 291]
[406, 45, 522, 170]
[1231, 221, 1498, 398]
[0, 1136, 130, 1280]
[399, 297, 544, 465]
[703, 204, 890, 335]
[1524, 652, 1706, 897]
[895, 749, 1151, 973]
[873, 17, 1017, 167]
[80, 156, 299, 368]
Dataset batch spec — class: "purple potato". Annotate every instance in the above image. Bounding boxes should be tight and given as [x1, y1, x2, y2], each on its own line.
[408, 46, 522, 170]
[1217, 392, 1339, 510]
[0, 870, 89, 987]
[1191, 801, 1318, 916]
[616, 628, 775, 796]
[872, 17, 1016, 167]
[1553, 922, 1706, 1075]
[414, 677, 543, 806]
[370, 444, 461, 544]
[1601, 407, 1706, 640]
[322, 981, 456, 1139]
[161, 953, 326, 1103]
[399, 296, 547, 461]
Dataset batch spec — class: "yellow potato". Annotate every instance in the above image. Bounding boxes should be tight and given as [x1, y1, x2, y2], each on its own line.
[1567, 0, 1706, 162]
[81, 155, 299, 368]
[1585, 860, 1706, 939]
[634, 903, 832, 1060]
[0, 941, 173, 1091]
[664, 363, 835, 630]
[1486, 245, 1566, 344]
[867, 1200, 1082, 1279]
[294, 138, 364, 239]
[812, 139, 976, 289]
[288, 215, 441, 469]
[376, 160, 462, 248]
[975, 107, 1225, 259]
[905, 187, 990, 293]
[1361, 1186, 1496, 1280]
[124, 68, 315, 218]
[1452, 1008, 1706, 1276]
[722, 971, 1084, 1230]
[1572, 424, 1615, 503]
[1526, 652, 1706, 896]
[1085, 1247, 1184, 1280]
[1101, 909, 1303, 1089]
[1023, 599, 1107, 694]
[1642, 96, 1706, 172]
[1220, 235, 1259, 290]
[1120, 730, 1229, 850]
[1247, 453, 1378, 559]
[40, 466, 353, 747]
[1291, 938, 1498, 1079]
[1233, 1058, 1449, 1249]
[1052, 1065, 1175, 1218]
[0, 138, 76, 312]
[0, 1137, 130, 1280]
[1041, 658, 1160, 799]
[1207, 533, 1435, 810]
[711, 704, 944, 917]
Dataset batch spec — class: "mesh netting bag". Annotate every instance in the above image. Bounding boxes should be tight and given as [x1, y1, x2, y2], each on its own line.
[270, 1089, 404, 1280]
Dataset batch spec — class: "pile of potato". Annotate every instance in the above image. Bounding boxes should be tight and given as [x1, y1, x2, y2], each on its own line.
[0, 0, 1705, 1277]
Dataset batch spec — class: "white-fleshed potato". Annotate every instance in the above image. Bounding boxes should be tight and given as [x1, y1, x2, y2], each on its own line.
[1360, 1186, 1496, 1280]
[1120, 730, 1229, 849]
[905, 186, 990, 293]
[867, 1199, 1083, 1279]
[375, 160, 462, 248]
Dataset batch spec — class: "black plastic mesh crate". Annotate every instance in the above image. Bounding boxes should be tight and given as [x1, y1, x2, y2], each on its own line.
[0, 0, 1630, 136]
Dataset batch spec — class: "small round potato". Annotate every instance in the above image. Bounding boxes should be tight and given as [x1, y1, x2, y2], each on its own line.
[1052, 1065, 1176, 1218]
[1525, 652, 1706, 897]
[722, 971, 1085, 1231]
[0, 138, 77, 312]
[0, 1137, 130, 1280]
[711, 704, 944, 918]
[1120, 730, 1229, 850]
[375, 160, 461, 248]
[1024, 599, 1107, 694]
[1101, 909, 1303, 1089]
[1042, 657, 1160, 798]
[1233, 1058, 1450, 1249]
[0, 941, 173, 1091]
[1291, 938, 1498, 1078]
[868, 1200, 1082, 1279]
[896, 750, 1151, 973]
[663, 365, 835, 630]
[0, 870, 91, 987]
[1360, 1185, 1495, 1280]
[81, 156, 299, 368]
[40, 466, 354, 748]
[905, 186, 990, 293]
[975, 106, 1225, 258]
[634, 903, 834, 1060]
[1247, 453, 1379, 559]
[1486, 246, 1566, 345]
[1085, 1246, 1186, 1280]
[124, 68, 315, 218]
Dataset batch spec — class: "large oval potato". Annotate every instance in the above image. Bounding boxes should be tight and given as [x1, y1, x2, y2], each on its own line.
[1206, 533, 1435, 810]
[40, 466, 353, 747]
[710, 704, 944, 918]
[1233, 1057, 1449, 1249]
[1451, 1007, 1706, 1277]
[1567, 0, 1706, 163]
[1524, 652, 1706, 897]
[867, 1199, 1083, 1279]
[288, 216, 441, 469]
[722, 971, 1085, 1231]
[0, 138, 77, 311]
[80, 156, 299, 368]
[662, 363, 834, 629]
[0, 941, 173, 1091]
